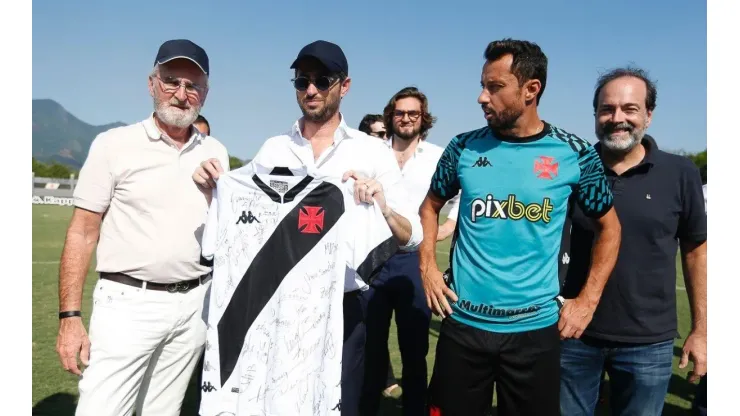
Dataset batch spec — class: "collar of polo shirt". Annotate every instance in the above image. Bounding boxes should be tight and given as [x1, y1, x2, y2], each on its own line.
[143, 113, 205, 144]
[595, 134, 659, 170]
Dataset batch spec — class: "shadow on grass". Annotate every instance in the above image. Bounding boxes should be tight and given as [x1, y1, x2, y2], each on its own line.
[673, 345, 684, 359]
[670, 345, 700, 405]
[32, 393, 77, 416]
[33, 349, 697, 416]
[31, 373, 204, 416]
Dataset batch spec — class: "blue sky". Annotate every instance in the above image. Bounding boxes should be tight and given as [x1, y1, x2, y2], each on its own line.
[32, 0, 707, 160]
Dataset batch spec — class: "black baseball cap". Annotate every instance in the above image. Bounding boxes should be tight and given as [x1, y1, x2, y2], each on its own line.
[154, 39, 209, 76]
[290, 40, 348, 75]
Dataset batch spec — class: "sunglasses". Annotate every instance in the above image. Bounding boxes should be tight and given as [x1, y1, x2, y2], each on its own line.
[370, 131, 386, 138]
[291, 75, 340, 92]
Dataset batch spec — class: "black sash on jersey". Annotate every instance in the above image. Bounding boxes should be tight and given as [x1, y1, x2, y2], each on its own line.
[217, 180, 345, 386]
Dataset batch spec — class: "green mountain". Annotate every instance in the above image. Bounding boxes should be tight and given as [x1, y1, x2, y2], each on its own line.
[32, 99, 126, 169]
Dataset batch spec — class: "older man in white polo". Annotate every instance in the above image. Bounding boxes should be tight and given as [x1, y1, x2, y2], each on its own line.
[55, 39, 229, 416]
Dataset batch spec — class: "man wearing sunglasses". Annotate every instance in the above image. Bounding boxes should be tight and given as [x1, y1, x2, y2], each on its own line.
[57, 39, 229, 416]
[191, 40, 422, 416]
[359, 114, 387, 139]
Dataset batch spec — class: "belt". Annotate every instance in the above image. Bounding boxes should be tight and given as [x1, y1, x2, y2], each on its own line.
[100, 272, 212, 293]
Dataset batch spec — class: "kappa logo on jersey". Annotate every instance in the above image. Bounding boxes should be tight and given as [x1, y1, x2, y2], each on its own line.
[236, 210, 260, 224]
[534, 156, 559, 179]
[472, 156, 492, 167]
[202, 381, 216, 393]
[470, 194, 554, 224]
[298, 206, 325, 234]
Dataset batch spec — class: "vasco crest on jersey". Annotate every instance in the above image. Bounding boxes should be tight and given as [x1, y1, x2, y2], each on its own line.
[534, 156, 559, 179]
[298, 206, 325, 234]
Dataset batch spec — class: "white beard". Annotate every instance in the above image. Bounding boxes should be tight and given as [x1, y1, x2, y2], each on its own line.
[599, 134, 639, 152]
[597, 125, 646, 153]
[153, 98, 200, 129]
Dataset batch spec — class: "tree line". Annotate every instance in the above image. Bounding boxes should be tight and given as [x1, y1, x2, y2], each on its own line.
[32, 155, 248, 179]
[33, 151, 707, 183]
[32, 158, 77, 179]
[676, 149, 707, 184]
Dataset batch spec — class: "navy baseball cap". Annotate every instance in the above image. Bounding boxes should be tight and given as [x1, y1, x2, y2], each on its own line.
[154, 39, 209, 76]
[290, 40, 348, 75]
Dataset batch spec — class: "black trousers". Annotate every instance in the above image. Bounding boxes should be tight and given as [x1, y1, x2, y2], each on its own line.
[341, 290, 368, 416]
[361, 251, 431, 416]
[427, 318, 560, 416]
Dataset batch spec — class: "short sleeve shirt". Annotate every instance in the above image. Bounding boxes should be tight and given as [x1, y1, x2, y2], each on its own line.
[73, 115, 229, 282]
[563, 136, 707, 343]
[430, 123, 613, 333]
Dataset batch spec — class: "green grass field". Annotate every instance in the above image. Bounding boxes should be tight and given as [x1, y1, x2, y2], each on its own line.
[32, 205, 697, 415]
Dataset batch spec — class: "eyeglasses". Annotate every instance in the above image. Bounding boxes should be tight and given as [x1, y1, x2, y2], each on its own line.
[291, 75, 340, 92]
[393, 110, 421, 121]
[370, 131, 386, 138]
[154, 75, 206, 97]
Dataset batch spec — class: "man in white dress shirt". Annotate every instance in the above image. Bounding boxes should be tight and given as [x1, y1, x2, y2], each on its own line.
[191, 40, 422, 416]
[359, 87, 453, 416]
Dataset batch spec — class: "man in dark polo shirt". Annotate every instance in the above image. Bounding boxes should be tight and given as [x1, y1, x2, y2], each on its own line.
[560, 67, 707, 416]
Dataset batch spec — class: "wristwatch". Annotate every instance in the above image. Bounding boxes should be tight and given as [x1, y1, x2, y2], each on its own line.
[58, 311, 82, 319]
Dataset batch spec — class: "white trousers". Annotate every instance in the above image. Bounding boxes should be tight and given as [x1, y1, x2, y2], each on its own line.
[76, 278, 210, 416]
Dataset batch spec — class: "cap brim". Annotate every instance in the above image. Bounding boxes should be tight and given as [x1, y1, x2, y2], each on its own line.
[156, 55, 208, 75]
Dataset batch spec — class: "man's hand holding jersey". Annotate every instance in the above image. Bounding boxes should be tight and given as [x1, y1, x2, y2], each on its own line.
[192, 158, 226, 205]
[342, 170, 418, 248]
[193, 158, 224, 189]
[342, 170, 390, 216]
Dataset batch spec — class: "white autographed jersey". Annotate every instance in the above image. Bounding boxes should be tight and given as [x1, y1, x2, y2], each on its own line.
[199, 162, 397, 416]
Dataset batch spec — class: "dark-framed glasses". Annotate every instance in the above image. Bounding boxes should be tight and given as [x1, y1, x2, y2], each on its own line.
[291, 75, 340, 92]
[393, 110, 421, 121]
